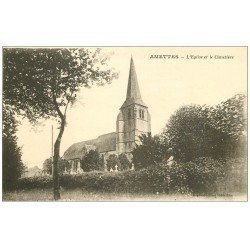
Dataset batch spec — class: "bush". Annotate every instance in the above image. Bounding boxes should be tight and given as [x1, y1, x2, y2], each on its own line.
[17, 176, 53, 190]
[43, 157, 70, 175]
[132, 133, 167, 169]
[217, 157, 247, 195]
[16, 157, 245, 196]
[58, 169, 169, 194]
[16, 168, 170, 194]
[186, 158, 225, 195]
[167, 162, 190, 194]
[81, 150, 102, 172]
[118, 153, 131, 171]
[106, 154, 119, 171]
[168, 158, 227, 195]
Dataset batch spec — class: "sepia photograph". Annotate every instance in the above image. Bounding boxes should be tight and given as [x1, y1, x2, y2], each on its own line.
[1, 1, 250, 250]
[2, 46, 247, 201]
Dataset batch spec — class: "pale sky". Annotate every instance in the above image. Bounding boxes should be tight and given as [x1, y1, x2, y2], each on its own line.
[16, 47, 247, 168]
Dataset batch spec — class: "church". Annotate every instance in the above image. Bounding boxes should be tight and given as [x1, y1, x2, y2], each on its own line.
[62, 57, 151, 173]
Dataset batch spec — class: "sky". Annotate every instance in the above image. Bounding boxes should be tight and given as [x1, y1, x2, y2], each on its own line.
[15, 47, 247, 168]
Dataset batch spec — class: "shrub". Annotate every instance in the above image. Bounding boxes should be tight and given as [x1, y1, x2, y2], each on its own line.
[16, 168, 170, 194]
[167, 162, 190, 194]
[106, 154, 119, 171]
[17, 176, 53, 189]
[217, 157, 247, 195]
[132, 133, 167, 169]
[185, 158, 226, 195]
[168, 158, 226, 195]
[81, 150, 102, 172]
[43, 157, 70, 175]
[16, 157, 245, 196]
[118, 153, 131, 171]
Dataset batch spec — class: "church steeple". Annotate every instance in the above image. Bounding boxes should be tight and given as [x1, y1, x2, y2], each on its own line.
[116, 56, 151, 154]
[121, 56, 146, 108]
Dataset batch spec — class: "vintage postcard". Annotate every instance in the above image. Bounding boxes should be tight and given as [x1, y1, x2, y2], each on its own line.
[2, 46, 247, 201]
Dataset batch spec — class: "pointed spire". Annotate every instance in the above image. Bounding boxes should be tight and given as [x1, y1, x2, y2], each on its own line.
[121, 56, 146, 108]
[126, 56, 141, 100]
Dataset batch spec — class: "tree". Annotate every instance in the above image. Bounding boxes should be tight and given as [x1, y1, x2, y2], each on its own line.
[210, 93, 247, 157]
[3, 48, 118, 199]
[106, 154, 119, 171]
[81, 150, 101, 172]
[118, 153, 131, 170]
[163, 105, 228, 162]
[163, 94, 247, 162]
[132, 133, 166, 169]
[2, 104, 25, 190]
[43, 157, 70, 175]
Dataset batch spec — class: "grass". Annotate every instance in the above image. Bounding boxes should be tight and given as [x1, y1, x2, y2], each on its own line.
[2, 188, 247, 202]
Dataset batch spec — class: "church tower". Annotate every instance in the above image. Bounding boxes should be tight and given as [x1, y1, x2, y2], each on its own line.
[116, 57, 151, 156]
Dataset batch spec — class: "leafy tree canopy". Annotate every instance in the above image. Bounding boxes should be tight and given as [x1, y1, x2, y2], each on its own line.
[3, 48, 118, 123]
[210, 93, 247, 139]
[2, 105, 25, 190]
[3, 48, 118, 199]
[43, 157, 71, 175]
[163, 94, 247, 162]
[81, 150, 102, 172]
[106, 154, 119, 171]
[118, 153, 131, 171]
[132, 133, 167, 169]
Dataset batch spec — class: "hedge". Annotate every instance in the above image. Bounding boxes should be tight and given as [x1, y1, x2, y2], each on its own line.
[16, 157, 247, 196]
[17, 168, 169, 194]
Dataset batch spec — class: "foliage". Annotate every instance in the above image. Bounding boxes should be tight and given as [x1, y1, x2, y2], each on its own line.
[163, 105, 222, 161]
[3, 48, 118, 199]
[172, 158, 226, 195]
[106, 154, 119, 171]
[216, 157, 247, 194]
[42, 157, 71, 175]
[81, 150, 102, 172]
[3, 48, 118, 122]
[118, 153, 131, 171]
[211, 94, 247, 138]
[163, 94, 246, 162]
[17, 176, 53, 190]
[16, 168, 169, 193]
[132, 133, 167, 169]
[17, 157, 244, 196]
[210, 93, 247, 157]
[2, 104, 25, 190]
[106, 153, 131, 171]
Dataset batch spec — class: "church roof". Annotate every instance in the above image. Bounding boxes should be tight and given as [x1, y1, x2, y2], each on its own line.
[62, 132, 116, 160]
[121, 57, 147, 108]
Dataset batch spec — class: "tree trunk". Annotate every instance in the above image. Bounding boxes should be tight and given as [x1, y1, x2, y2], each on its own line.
[53, 117, 65, 200]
